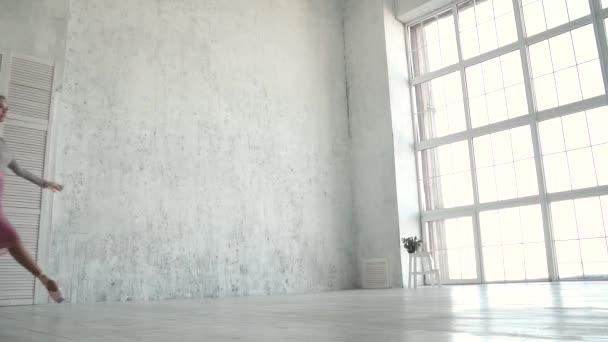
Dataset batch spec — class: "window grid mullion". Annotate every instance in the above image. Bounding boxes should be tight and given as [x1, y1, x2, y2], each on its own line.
[454, 0, 485, 284]
[512, 0, 559, 281]
[590, 0, 608, 96]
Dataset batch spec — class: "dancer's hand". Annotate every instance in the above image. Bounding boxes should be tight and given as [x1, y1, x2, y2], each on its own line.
[46, 182, 63, 192]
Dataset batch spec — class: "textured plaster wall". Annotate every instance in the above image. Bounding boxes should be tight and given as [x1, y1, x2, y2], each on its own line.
[344, 0, 420, 288]
[50, 0, 357, 303]
[0, 0, 68, 63]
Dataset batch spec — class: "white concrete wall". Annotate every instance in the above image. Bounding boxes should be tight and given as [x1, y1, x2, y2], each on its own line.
[0, 0, 68, 62]
[2, 0, 420, 303]
[49, 0, 357, 303]
[344, 0, 419, 288]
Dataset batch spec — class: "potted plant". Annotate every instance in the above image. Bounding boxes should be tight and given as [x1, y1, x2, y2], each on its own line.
[401, 236, 423, 254]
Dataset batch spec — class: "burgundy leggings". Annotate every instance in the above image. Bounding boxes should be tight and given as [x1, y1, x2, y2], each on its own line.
[0, 173, 19, 252]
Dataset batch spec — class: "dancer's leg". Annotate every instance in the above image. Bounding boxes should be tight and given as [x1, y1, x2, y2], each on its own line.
[8, 242, 59, 292]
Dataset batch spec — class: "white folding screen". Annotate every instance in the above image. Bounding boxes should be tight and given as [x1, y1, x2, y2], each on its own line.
[0, 53, 54, 306]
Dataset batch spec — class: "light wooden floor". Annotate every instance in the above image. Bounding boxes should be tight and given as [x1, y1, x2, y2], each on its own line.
[1, 282, 607, 341]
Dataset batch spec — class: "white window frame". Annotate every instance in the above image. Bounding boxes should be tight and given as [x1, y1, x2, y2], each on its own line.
[407, 0, 608, 283]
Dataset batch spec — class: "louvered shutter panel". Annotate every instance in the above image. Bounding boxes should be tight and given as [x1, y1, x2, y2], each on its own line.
[0, 56, 54, 306]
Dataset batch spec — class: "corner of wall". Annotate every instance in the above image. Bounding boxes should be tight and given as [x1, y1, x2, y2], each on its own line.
[341, 0, 360, 289]
[381, 0, 422, 287]
[344, 0, 418, 289]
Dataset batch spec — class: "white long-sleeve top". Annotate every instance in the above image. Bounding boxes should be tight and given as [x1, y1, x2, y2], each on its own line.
[0, 138, 48, 188]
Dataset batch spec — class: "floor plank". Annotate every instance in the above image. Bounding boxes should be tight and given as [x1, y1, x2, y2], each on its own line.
[1, 282, 607, 341]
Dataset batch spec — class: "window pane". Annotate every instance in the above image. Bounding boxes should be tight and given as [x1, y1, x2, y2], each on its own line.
[415, 72, 466, 140]
[426, 217, 478, 282]
[472, 135, 492, 168]
[460, 28, 480, 60]
[554, 67, 581, 105]
[500, 207, 523, 244]
[556, 240, 582, 264]
[529, 25, 602, 111]
[551, 200, 578, 240]
[604, 0, 608, 9]
[479, 210, 501, 246]
[515, 158, 538, 197]
[474, 126, 537, 202]
[466, 51, 527, 128]
[561, 112, 590, 150]
[410, 12, 459, 76]
[523, 1, 546, 37]
[461, 248, 478, 279]
[555, 240, 583, 278]
[522, 0, 589, 37]
[458, 0, 516, 60]
[578, 60, 604, 99]
[521, 205, 545, 243]
[566, 0, 589, 21]
[439, 13, 458, 60]
[466, 64, 485, 96]
[587, 107, 608, 145]
[483, 58, 503, 92]
[421, 141, 473, 209]
[544, 0, 568, 31]
[511, 126, 534, 160]
[529, 41, 553, 78]
[491, 130, 513, 164]
[567, 148, 597, 190]
[533, 74, 558, 111]
[543, 153, 571, 193]
[495, 164, 518, 200]
[483, 246, 505, 281]
[574, 197, 605, 239]
[539, 118, 565, 155]
[496, 12, 518, 46]
[585, 261, 608, 276]
[505, 84, 528, 118]
[540, 108, 608, 193]
[501, 50, 524, 87]
[477, 167, 498, 202]
[552, 196, 608, 279]
[476, 0, 493, 23]
[478, 20, 498, 54]
[480, 205, 547, 282]
[503, 244, 526, 280]
[459, 0, 476, 30]
[469, 96, 488, 128]
[524, 242, 549, 279]
[593, 144, 608, 186]
[572, 25, 598, 64]
[580, 239, 608, 263]
[549, 33, 575, 71]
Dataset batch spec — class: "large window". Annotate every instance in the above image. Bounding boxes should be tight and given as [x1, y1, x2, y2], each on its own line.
[425, 217, 479, 282]
[528, 25, 603, 111]
[551, 197, 608, 278]
[410, 0, 608, 284]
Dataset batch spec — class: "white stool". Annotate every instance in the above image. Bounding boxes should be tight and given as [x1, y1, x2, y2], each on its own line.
[408, 252, 441, 289]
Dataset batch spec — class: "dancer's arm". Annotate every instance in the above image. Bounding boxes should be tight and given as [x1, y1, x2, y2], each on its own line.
[8, 159, 63, 191]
